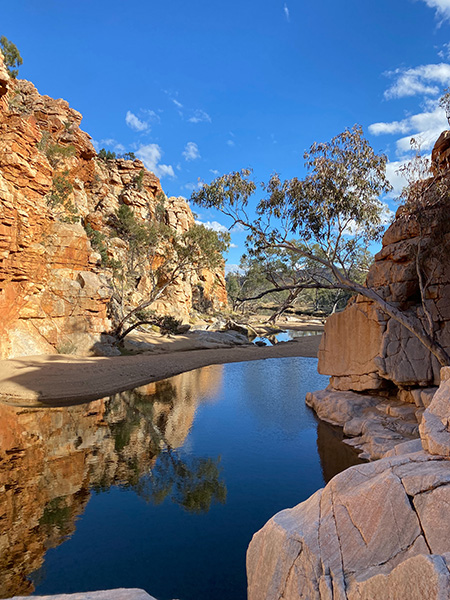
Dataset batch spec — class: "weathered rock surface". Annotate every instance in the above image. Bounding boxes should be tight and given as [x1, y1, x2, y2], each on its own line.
[318, 140, 450, 391]
[306, 388, 420, 460]
[10, 590, 157, 600]
[247, 443, 450, 600]
[0, 52, 226, 359]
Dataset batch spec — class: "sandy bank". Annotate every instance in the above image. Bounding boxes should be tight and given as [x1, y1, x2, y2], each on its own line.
[0, 335, 322, 407]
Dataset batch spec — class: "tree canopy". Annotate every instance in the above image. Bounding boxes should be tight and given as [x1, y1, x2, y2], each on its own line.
[192, 124, 450, 366]
[0, 36, 22, 78]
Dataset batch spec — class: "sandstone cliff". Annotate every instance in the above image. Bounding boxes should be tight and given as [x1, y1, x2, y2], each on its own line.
[319, 136, 450, 393]
[0, 53, 226, 360]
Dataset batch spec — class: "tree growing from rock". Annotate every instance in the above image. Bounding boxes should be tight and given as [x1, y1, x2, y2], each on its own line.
[0, 36, 22, 78]
[108, 200, 230, 339]
[192, 125, 450, 366]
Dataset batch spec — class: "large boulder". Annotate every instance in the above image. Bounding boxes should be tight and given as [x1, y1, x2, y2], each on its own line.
[247, 444, 450, 600]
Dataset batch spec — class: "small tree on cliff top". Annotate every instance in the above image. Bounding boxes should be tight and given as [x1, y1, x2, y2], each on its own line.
[191, 124, 450, 366]
[0, 36, 22, 78]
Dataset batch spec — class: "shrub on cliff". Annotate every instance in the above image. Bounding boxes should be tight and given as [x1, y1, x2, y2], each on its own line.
[0, 36, 22, 78]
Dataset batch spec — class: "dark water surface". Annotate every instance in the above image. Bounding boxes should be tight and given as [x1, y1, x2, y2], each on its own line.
[0, 357, 362, 600]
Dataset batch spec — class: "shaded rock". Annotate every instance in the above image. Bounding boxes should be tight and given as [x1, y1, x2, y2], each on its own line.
[10, 590, 157, 600]
[306, 388, 420, 459]
[247, 449, 450, 600]
[420, 366, 450, 456]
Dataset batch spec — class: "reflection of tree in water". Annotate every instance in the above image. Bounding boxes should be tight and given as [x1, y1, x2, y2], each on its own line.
[0, 371, 226, 598]
[111, 383, 227, 514]
[135, 450, 226, 513]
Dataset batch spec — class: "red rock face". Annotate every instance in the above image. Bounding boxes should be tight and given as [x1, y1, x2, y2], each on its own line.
[0, 54, 226, 358]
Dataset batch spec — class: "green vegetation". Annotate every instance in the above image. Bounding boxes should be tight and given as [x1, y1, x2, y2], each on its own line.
[84, 223, 110, 264]
[193, 124, 450, 366]
[109, 200, 229, 339]
[0, 36, 22, 78]
[47, 170, 79, 223]
[98, 148, 117, 161]
[37, 132, 77, 167]
[133, 168, 145, 190]
[98, 149, 137, 162]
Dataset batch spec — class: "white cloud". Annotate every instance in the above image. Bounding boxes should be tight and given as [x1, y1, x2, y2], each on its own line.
[99, 139, 125, 153]
[227, 139, 235, 147]
[420, 0, 450, 20]
[225, 264, 244, 275]
[195, 219, 229, 233]
[189, 109, 212, 123]
[173, 99, 183, 109]
[230, 243, 238, 248]
[183, 141, 200, 161]
[384, 63, 450, 99]
[183, 181, 204, 192]
[125, 111, 149, 132]
[210, 169, 220, 176]
[369, 104, 448, 156]
[136, 144, 175, 179]
[142, 109, 161, 123]
[283, 3, 290, 21]
[385, 160, 411, 197]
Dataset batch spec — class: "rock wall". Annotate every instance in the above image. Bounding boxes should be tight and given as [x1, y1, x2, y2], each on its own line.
[319, 153, 450, 392]
[0, 53, 226, 359]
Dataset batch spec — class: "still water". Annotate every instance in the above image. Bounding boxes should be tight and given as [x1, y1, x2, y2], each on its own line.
[0, 357, 361, 600]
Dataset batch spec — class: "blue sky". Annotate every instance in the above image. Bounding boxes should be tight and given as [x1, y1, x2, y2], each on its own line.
[4, 0, 450, 268]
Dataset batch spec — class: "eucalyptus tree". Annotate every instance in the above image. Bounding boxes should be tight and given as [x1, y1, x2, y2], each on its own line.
[110, 202, 230, 339]
[192, 125, 450, 366]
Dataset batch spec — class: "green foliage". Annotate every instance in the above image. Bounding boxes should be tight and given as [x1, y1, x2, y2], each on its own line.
[157, 315, 183, 335]
[122, 152, 136, 161]
[37, 132, 76, 167]
[193, 125, 391, 308]
[98, 148, 117, 161]
[84, 223, 110, 264]
[133, 169, 145, 190]
[110, 204, 229, 337]
[47, 171, 79, 223]
[0, 36, 22, 78]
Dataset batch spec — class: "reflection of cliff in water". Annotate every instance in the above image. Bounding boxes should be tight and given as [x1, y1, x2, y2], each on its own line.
[316, 420, 365, 483]
[0, 366, 224, 599]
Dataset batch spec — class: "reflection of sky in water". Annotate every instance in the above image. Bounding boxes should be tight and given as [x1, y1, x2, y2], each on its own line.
[2, 358, 355, 600]
[252, 328, 322, 345]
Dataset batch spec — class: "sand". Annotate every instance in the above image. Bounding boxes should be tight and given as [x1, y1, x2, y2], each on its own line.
[0, 335, 322, 407]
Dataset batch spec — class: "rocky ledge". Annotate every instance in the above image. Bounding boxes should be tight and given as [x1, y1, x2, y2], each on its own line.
[305, 387, 428, 460]
[247, 439, 450, 600]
